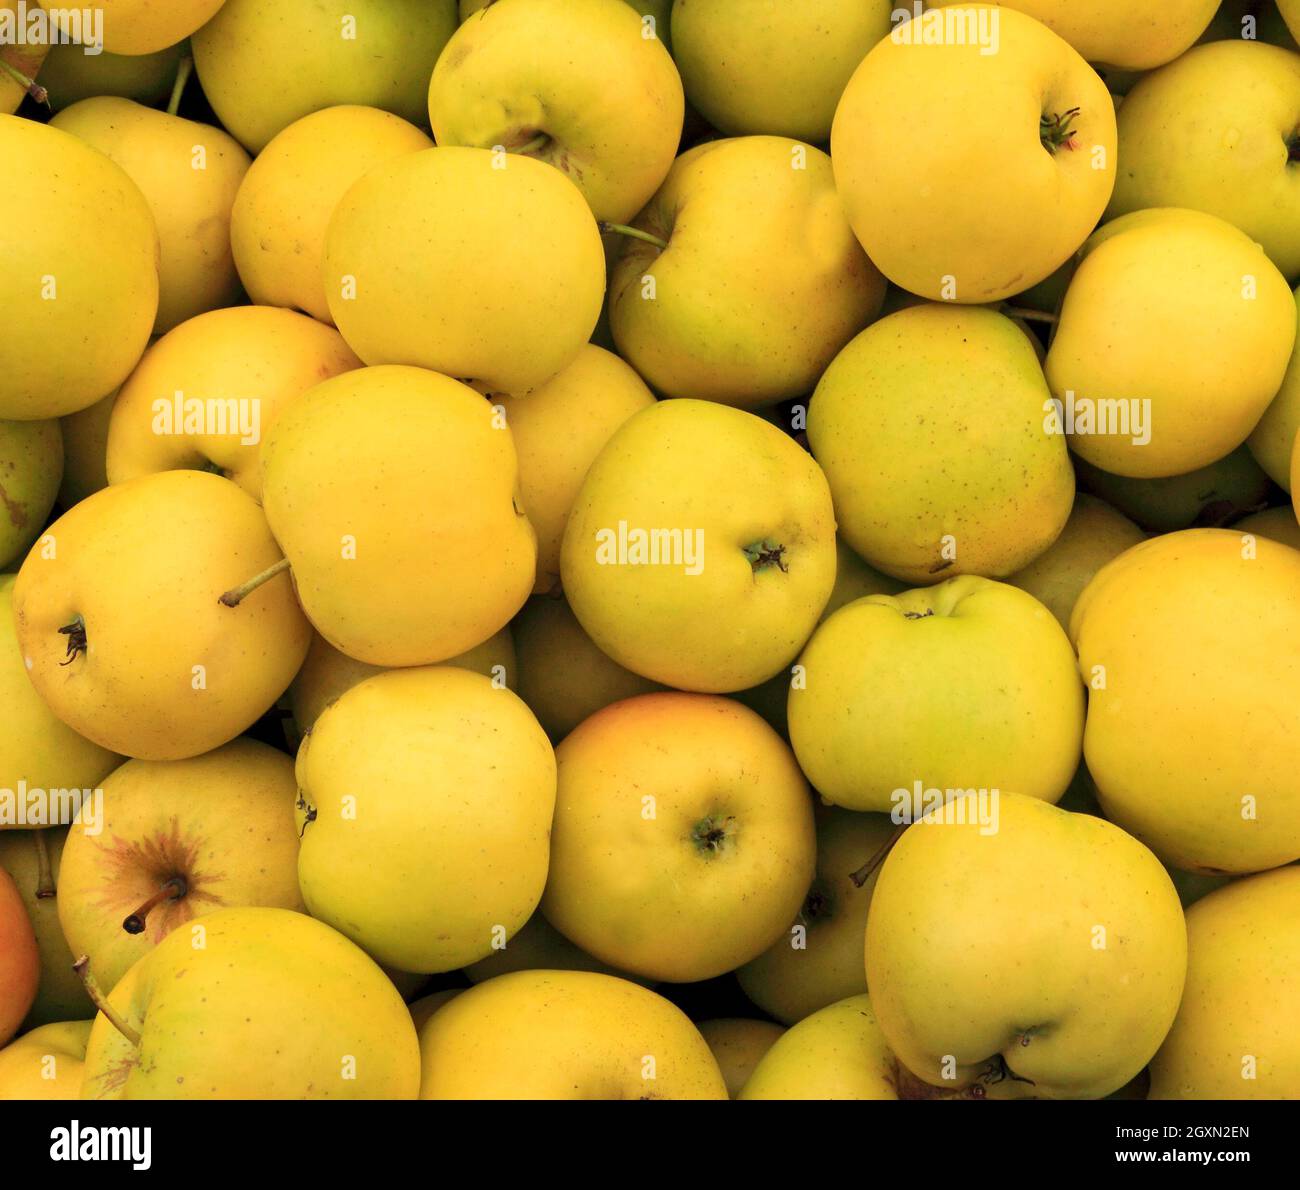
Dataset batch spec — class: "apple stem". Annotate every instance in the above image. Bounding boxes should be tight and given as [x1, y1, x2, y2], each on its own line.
[598, 222, 670, 252]
[166, 55, 193, 118]
[512, 132, 548, 155]
[219, 557, 291, 608]
[849, 823, 907, 888]
[73, 955, 143, 1049]
[32, 829, 55, 899]
[122, 876, 187, 935]
[0, 57, 48, 105]
[1001, 305, 1057, 324]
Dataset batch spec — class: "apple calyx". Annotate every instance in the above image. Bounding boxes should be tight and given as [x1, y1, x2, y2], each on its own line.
[0, 57, 48, 106]
[295, 791, 317, 838]
[798, 883, 833, 924]
[848, 822, 906, 887]
[742, 539, 788, 574]
[1039, 106, 1082, 154]
[32, 829, 56, 899]
[598, 221, 670, 253]
[73, 955, 143, 1049]
[691, 814, 737, 856]
[122, 875, 188, 935]
[57, 614, 87, 666]
[218, 556, 292, 608]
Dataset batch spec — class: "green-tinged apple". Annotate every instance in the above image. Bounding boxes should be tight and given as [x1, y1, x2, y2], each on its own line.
[670, 0, 890, 142]
[543, 693, 815, 982]
[1007, 493, 1146, 629]
[1150, 867, 1300, 1098]
[561, 399, 837, 692]
[431, 0, 682, 224]
[324, 147, 604, 394]
[36, 41, 183, 111]
[192, 0, 456, 153]
[830, 5, 1116, 302]
[608, 135, 884, 408]
[296, 667, 556, 973]
[497, 345, 655, 594]
[56, 739, 305, 995]
[0, 417, 62, 569]
[57, 391, 116, 509]
[867, 791, 1187, 1099]
[418, 970, 726, 1099]
[51, 97, 251, 334]
[809, 305, 1074, 583]
[0, 115, 157, 420]
[1248, 285, 1300, 488]
[1047, 209, 1295, 477]
[260, 366, 535, 666]
[0, 867, 39, 1044]
[13, 470, 310, 760]
[737, 807, 897, 1025]
[1072, 528, 1300, 873]
[1108, 41, 1300, 279]
[697, 1019, 785, 1099]
[106, 306, 360, 499]
[81, 906, 421, 1098]
[230, 106, 432, 324]
[0, 1019, 89, 1099]
[790, 577, 1083, 811]
[462, 910, 649, 985]
[1235, 505, 1300, 550]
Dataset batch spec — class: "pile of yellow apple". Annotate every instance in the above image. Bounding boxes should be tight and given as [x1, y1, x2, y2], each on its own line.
[2, 0, 1299, 1102]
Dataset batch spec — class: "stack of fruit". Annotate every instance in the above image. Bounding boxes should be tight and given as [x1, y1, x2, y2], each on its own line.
[1, 0, 1298, 1102]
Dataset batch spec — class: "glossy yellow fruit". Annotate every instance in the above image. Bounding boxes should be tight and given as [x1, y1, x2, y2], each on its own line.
[1046, 209, 1295, 478]
[106, 306, 360, 499]
[1234, 506, 1300, 552]
[13, 470, 310, 760]
[37, 0, 225, 56]
[325, 147, 604, 393]
[82, 907, 421, 1099]
[0, 115, 158, 419]
[1071, 528, 1300, 873]
[867, 792, 1187, 1099]
[51, 97, 251, 333]
[1248, 285, 1300, 490]
[261, 365, 535, 666]
[417, 970, 727, 1099]
[543, 693, 816, 982]
[296, 667, 556, 973]
[462, 910, 643, 985]
[830, 5, 1116, 302]
[1150, 868, 1300, 1099]
[808, 305, 1075, 583]
[697, 1018, 785, 1099]
[0, 417, 62, 569]
[0, 1020, 90, 1100]
[230, 105, 432, 324]
[57, 390, 117, 509]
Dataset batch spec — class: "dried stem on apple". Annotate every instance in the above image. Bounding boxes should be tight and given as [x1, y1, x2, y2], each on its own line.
[166, 55, 193, 118]
[512, 132, 549, 156]
[32, 829, 55, 899]
[219, 557, 292, 608]
[73, 955, 143, 1048]
[122, 875, 187, 935]
[849, 822, 907, 888]
[0, 57, 48, 106]
[1001, 305, 1058, 325]
[598, 222, 670, 252]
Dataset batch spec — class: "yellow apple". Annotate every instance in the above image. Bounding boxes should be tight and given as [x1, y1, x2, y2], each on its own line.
[0, 1019, 90, 1099]
[512, 594, 663, 741]
[407, 989, 461, 1033]
[1071, 528, 1300, 873]
[324, 146, 604, 393]
[1047, 208, 1295, 477]
[497, 345, 655, 594]
[417, 969, 726, 1099]
[57, 739, 305, 996]
[462, 909, 646, 985]
[0, 867, 39, 1044]
[1150, 867, 1300, 1099]
[0, 416, 61, 569]
[670, 0, 890, 142]
[0, 0, 49, 113]
[1283, 0, 1300, 43]
[831, 5, 1116, 302]
[37, 0, 224, 55]
[608, 135, 884, 408]
[737, 807, 896, 1025]
[37, 41, 183, 111]
[543, 692, 815, 982]
[808, 305, 1075, 583]
[929, 0, 1217, 70]
[0, 830, 94, 1025]
[191, 0, 457, 153]
[697, 1018, 785, 1099]
[296, 667, 556, 973]
[57, 390, 116, 509]
[13, 470, 310, 760]
[1007, 493, 1146, 630]
[260, 365, 535, 666]
[82, 906, 421, 1098]
[1248, 284, 1300, 489]
[867, 791, 1187, 1099]
[289, 627, 514, 735]
[230, 105, 432, 324]
[1108, 41, 1300, 280]
[105, 306, 360, 499]
[51, 97, 251, 333]
[431, 0, 682, 224]
[561, 399, 837, 692]
[0, 114, 158, 419]
[1235, 505, 1300, 551]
